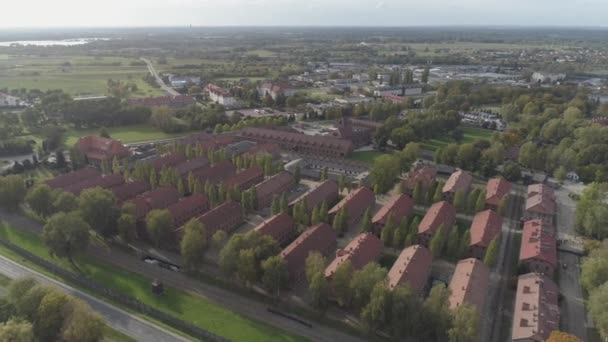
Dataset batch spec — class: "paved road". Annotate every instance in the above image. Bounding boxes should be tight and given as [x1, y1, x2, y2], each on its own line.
[555, 187, 589, 341]
[0, 254, 188, 342]
[141, 58, 180, 96]
[0, 209, 365, 342]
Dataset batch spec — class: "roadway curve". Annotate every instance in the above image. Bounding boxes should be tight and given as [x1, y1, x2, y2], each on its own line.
[141, 58, 180, 96]
[0, 254, 188, 342]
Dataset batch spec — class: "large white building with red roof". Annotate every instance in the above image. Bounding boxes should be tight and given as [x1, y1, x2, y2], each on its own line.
[205, 84, 237, 107]
[76, 135, 130, 166]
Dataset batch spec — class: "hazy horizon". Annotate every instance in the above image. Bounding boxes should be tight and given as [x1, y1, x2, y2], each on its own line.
[3, 0, 608, 28]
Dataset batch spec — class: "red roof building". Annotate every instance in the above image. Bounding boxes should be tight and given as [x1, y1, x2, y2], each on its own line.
[525, 184, 556, 221]
[254, 171, 294, 209]
[150, 153, 187, 172]
[280, 223, 337, 285]
[75, 136, 130, 165]
[485, 178, 511, 209]
[45, 167, 101, 189]
[174, 156, 210, 178]
[511, 273, 560, 342]
[519, 220, 557, 277]
[253, 213, 295, 246]
[417, 201, 456, 247]
[469, 210, 503, 259]
[372, 194, 414, 235]
[402, 164, 437, 196]
[243, 143, 281, 160]
[168, 193, 210, 232]
[288, 180, 339, 211]
[195, 201, 243, 236]
[127, 95, 195, 108]
[442, 169, 473, 203]
[62, 173, 125, 196]
[177, 132, 235, 152]
[131, 187, 181, 221]
[324, 233, 383, 281]
[223, 166, 264, 191]
[387, 245, 432, 293]
[192, 160, 236, 185]
[448, 258, 490, 312]
[111, 180, 150, 204]
[240, 127, 353, 158]
[328, 187, 375, 230]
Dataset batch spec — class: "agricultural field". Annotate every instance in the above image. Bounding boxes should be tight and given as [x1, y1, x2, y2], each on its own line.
[0, 55, 164, 97]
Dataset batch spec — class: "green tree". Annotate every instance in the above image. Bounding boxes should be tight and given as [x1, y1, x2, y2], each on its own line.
[370, 155, 401, 194]
[15, 285, 52, 321]
[350, 263, 388, 308]
[589, 282, 608, 340]
[117, 211, 136, 243]
[475, 190, 486, 213]
[43, 212, 90, 265]
[320, 201, 329, 223]
[421, 284, 453, 341]
[459, 229, 471, 260]
[320, 166, 329, 181]
[483, 237, 500, 267]
[421, 66, 430, 84]
[390, 285, 421, 340]
[305, 252, 326, 284]
[146, 209, 173, 248]
[261, 256, 288, 296]
[448, 304, 479, 342]
[52, 191, 78, 213]
[360, 208, 372, 232]
[581, 247, 608, 293]
[0, 319, 34, 342]
[293, 165, 301, 185]
[78, 187, 117, 236]
[445, 227, 461, 261]
[0, 175, 26, 211]
[381, 214, 396, 246]
[361, 281, 391, 332]
[237, 248, 258, 285]
[413, 181, 423, 204]
[35, 290, 70, 341]
[498, 196, 509, 216]
[280, 193, 288, 214]
[311, 206, 320, 225]
[555, 166, 568, 184]
[180, 219, 208, 269]
[338, 174, 346, 192]
[453, 190, 466, 212]
[430, 225, 446, 258]
[60, 299, 105, 342]
[271, 195, 280, 215]
[25, 184, 56, 218]
[211, 230, 228, 250]
[433, 181, 444, 202]
[466, 188, 481, 214]
[309, 272, 329, 309]
[332, 260, 354, 307]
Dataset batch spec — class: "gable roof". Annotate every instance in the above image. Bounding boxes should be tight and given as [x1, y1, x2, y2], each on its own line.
[110, 180, 150, 203]
[167, 193, 209, 226]
[519, 220, 557, 269]
[525, 184, 556, 215]
[448, 258, 490, 311]
[253, 213, 295, 242]
[127, 95, 195, 107]
[150, 153, 187, 172]
[240, 127, 353, 153]
[223, 166, 264, 189]
[511, 273, 560, 341]
[372, 194, 414, 226]
[254, 171, 294, 199]
[418, 201, 456, 236]
[485, 178, 511, 206]
[469, 210, 503, 249]
[288, 179, 339, 210]
[192, 160, 236, 185]
[131, 187, 181, 220]
[196, 200, 242, 234]
[328, 186, 375, 216]
[76, 135, 130, 161]
[324, 233, 383, 279]
[174, 156, 210, 177]
[442, 169, 473, 194]
[280, 223, 337, 275]
[45, 167, 101, 189]
[62, 173, 125, 196]
[403, 164, 437, 191]
[387, 245, 432, 293]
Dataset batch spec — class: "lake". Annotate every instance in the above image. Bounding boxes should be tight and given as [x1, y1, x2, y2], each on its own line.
[0, 38, 109, 47]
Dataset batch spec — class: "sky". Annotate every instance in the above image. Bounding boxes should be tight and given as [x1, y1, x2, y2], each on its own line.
[1, 0, 607, 28]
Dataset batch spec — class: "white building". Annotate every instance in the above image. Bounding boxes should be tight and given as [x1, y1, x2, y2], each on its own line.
[532, 72, 566, 84]
[257, 82, 296, 100]
[168, 75, 201, 88]
[206, 84, 237, 107]
[0, 92, 24, 107]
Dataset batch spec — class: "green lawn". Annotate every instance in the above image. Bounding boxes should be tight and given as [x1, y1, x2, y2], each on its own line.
[422, 126, 495, 151]
[246, 50, 276, 57]
[0, 55, 164, 97]
[63, 124, 195, 145]
[0, 224, 306, 342]
[348, 150, 392, 164]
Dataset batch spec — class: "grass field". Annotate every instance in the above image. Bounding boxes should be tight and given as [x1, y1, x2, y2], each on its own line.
[63, 124, 195, 145]
[0, 55, 164, 97]
[246, 50, 277, 57]
[422, 126, 495, 151]
[349, 150, 391, 164]
[0, 224, 306, 342]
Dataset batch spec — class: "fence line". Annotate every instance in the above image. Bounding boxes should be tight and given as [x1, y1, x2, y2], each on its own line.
[0, 238, 230, 342]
